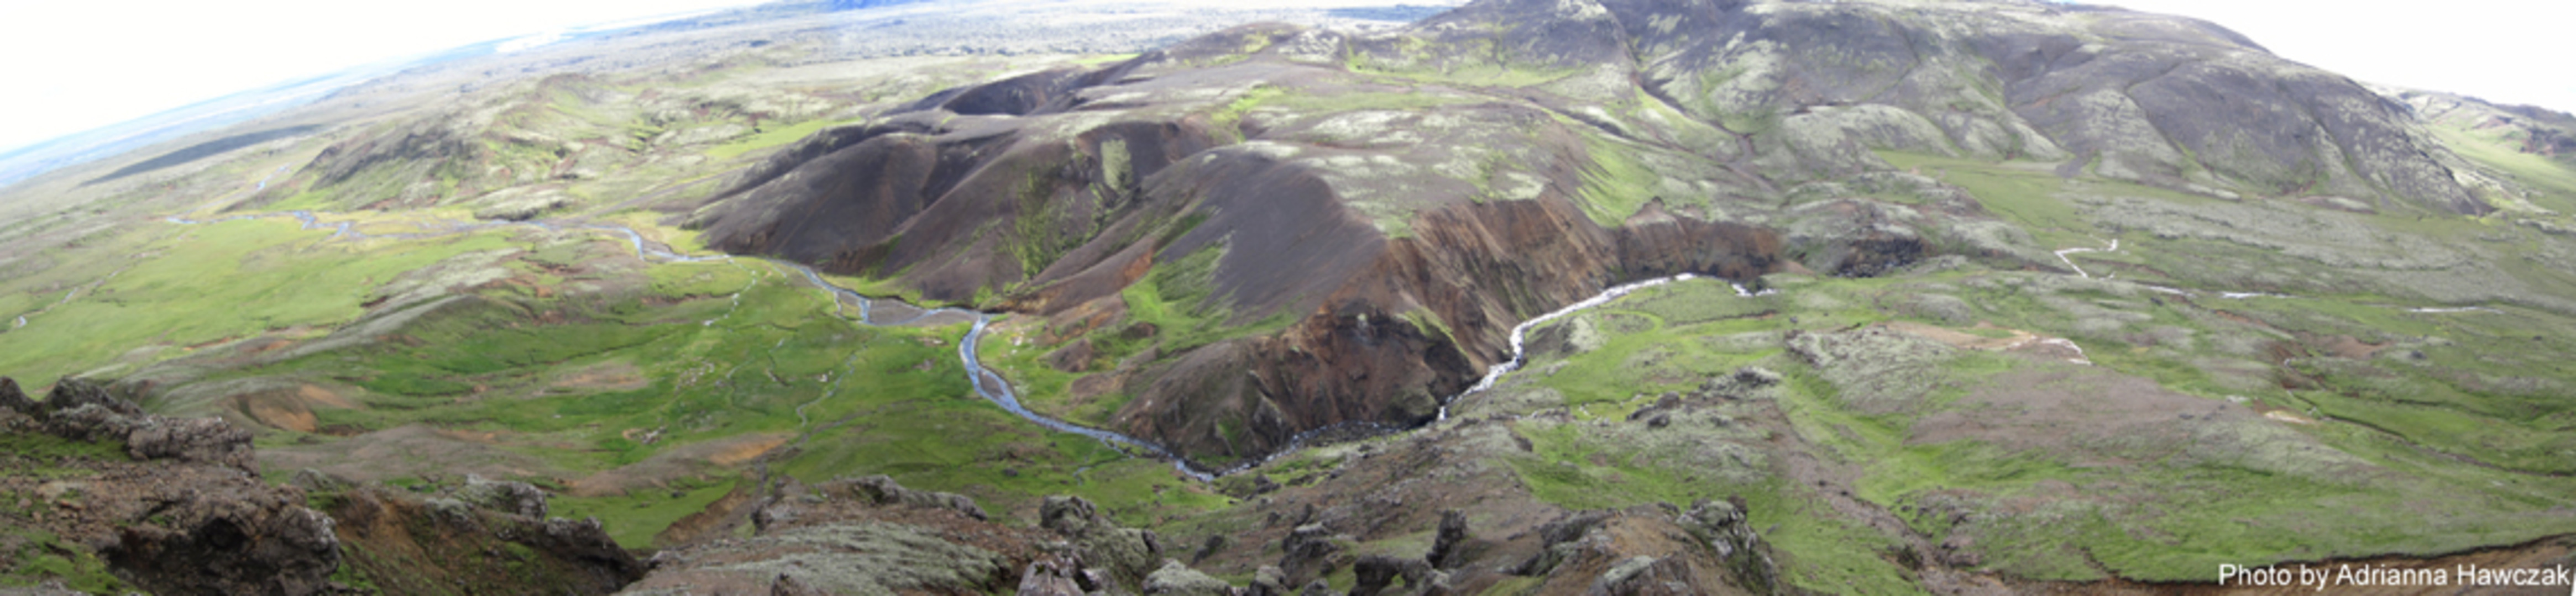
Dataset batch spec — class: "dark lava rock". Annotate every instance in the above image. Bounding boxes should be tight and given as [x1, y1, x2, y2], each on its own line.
[1015, 558, 1091, 596]
[321, 484, 645, 595]
[0, 377, 340, 595]
[452, 473, 551, 519]
[1276, 523, 1345, 587]
[6, 378, 254, 471]
[1041, 495, 1166, 588]
[1427, 509, 1471, 570]
[1678, 498, 1784, 595]
[1142, 558, 1239, 595]
[1349, 555, 1433, 596]
[828, 474, 989, 520]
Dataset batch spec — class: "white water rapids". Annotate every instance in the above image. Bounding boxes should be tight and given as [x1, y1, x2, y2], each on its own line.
[1439, 273, 1702, 420]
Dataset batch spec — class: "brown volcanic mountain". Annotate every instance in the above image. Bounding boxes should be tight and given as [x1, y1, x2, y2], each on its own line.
[680, 0, 2520, 465]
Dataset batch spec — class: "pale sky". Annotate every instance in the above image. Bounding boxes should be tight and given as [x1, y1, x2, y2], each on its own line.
[0, 0, 2570, 155]
[2099, 0, 2576, 112]
[0, 1, 767, 154]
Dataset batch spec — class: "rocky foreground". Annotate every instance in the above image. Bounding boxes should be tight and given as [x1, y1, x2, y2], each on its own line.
[0, 378, 631, 595]
[2, 376, 1790, 595]
[0, 368, 1817, 596]
[1, 378, 338, 594]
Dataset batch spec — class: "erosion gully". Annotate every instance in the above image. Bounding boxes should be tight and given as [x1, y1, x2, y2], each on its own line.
[147, 213, 2496, 482]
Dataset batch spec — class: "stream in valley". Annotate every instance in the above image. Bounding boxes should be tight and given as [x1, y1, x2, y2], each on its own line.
[158, 209, 1228, 477]
[142, 210, 2504, 482]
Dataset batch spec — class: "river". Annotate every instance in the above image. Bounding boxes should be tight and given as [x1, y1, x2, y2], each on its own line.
[147, 211, 2502, 482]
[159, 210, 1236, 477]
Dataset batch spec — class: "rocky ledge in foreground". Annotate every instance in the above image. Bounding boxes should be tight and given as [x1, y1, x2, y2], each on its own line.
[619, 472, 1788, 596]
[0, 377, 340, 595]
[0, 377, 647, 595]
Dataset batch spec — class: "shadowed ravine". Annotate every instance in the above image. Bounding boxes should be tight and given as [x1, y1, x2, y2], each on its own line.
[153, 210, 1785, 480]
[151, 211, 2513, 482]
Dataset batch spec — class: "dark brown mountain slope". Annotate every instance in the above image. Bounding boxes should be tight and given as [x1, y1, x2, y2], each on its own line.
[682, 0, 2523, 466]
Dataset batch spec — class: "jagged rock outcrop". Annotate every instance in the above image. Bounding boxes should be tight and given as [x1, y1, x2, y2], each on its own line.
[318, 481, 647, 595]
[1676, 499, 1781, 595]
[1511, 504, 1782, 596]
[1015, 557, 1095, 596]
[1349, 555, 1435, 596]
[3, 377, 256, 471]
[1040, 494, 1168, 588]
[1586, 556, 1704, 596]
[1276, 523, 1346, 587]
[1247, 565, 1292, 596]
[1427, 509, 1471, 570]
[452, 473, 551, 519]
[0, 377, 341, 595]
[630, 477, 1023, 595]
[827, 474, 990, 520]
[1143, 558, 1240, 595]
[630, 481, 1206, 596]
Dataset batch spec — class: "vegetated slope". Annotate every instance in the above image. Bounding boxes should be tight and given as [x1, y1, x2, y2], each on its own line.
[235, 72, 897, 216]
[2393, 87, 2576, 214]
[684, 0, 2535, 466]
[1158, 274, 2576, 594]
[12, 0, 2576, 593]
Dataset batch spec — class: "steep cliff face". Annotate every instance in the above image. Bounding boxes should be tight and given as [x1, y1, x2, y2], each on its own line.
[686, 0, 2528, 464]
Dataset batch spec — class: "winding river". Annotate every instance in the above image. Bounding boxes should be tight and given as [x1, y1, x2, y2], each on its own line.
[158, 209, 1238, 478]
[140, 210, 2504, 482]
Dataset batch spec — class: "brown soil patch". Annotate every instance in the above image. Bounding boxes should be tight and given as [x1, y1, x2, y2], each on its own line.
[238, 337, 297, 355]
[653, 482, 760, 548]
[709, 435, 790, 466]
[2208, 309, 2282, 334]
[297, 384, 358, 408]
[244, 402, 318, 433]
[184, 335, 244, 351]
[1044, 339, 1096, 373]
[545, 361, 648, 394]
[867, 299, 931, 323]
[258, 424, 574, 483]
[2316, 334, 2388, 360]
[1037, 293, 1131, 343]
[566, 432, 794, 497]
[232, 384, 360, 433]
[1065, 373, 1118, 406]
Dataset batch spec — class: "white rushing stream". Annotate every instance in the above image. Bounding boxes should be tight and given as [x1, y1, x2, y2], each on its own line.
[137, 206, 2508, 483]
[1441, 273, 1701, 420]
